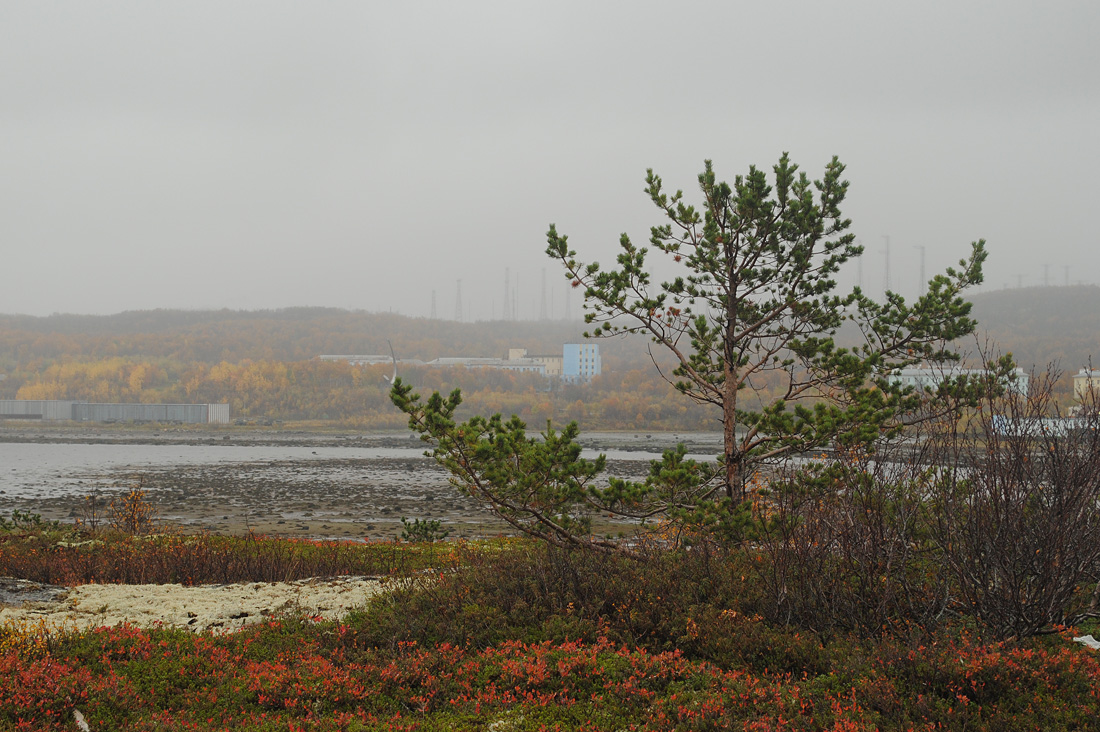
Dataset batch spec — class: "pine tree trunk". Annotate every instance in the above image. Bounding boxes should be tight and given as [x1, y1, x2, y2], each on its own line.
[723, 332, 741, 501]
[724, 414, 740, 501]
[724, 285, 742, 502]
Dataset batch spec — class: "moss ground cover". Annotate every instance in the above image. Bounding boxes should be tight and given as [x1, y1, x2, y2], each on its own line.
[2, 538, 1100, 730]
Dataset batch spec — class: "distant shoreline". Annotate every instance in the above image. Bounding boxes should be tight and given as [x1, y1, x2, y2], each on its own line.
[0, 421, 725, 451]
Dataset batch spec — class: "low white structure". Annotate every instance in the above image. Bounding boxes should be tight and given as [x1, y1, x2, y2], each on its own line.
[887, 366, 1029, 396]
[318, 354, 400, 366]
[320, 343, 598, 381]
[991, 415, 1094, 438]
[430, 356, 546, 375]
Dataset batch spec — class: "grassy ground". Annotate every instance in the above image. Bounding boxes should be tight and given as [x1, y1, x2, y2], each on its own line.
[2, 521, 1100, 730]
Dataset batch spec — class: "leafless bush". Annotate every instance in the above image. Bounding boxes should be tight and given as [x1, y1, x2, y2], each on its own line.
[76, 490, 107, 534]
[748, 438, 948, 637]
[928, 366, 1100, 639]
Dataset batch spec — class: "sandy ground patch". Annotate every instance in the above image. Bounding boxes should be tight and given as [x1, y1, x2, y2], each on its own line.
[0, 576, 386, 634]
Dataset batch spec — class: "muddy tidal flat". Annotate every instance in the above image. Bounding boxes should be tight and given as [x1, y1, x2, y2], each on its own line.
[0, 423, 715, 540]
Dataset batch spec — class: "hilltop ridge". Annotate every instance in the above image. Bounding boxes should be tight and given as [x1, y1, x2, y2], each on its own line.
[3, 287, 1095, 375]
[967, 284, 1100, 372]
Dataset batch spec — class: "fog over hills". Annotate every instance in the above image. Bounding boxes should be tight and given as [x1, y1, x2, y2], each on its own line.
[0, 309, 644, 370]
[1, 285, 1095, 376]
[968, 285, 1100, 373]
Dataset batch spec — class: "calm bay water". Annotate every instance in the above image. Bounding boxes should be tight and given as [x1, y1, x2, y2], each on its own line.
[0, 433, 723, 502]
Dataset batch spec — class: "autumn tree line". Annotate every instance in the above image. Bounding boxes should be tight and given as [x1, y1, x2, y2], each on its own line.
[0, 309, 727, 429]
[4, 356, 728, 429]
[1, 288, 1093, 429]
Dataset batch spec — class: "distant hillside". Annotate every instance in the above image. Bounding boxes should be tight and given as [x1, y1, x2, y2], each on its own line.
[0, 308, 653, 371]
[967, 285, 1100, 373]
[4, 287, 1093, 375]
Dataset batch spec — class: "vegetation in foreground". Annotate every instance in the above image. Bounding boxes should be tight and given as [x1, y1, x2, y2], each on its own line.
[2, 525, 1100, 731]
[0, 509, 471, 587]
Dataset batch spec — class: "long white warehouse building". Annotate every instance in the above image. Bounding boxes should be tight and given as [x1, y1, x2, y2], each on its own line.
[0, 400, 230, 424]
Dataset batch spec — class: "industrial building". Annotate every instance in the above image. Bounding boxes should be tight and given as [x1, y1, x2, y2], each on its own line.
[430, 356, 548, 375]
[887, 366, 1030, 396]
[0, 400, 79, 421]
[320, 343, 601, 382]
[563, 343, 601, 382]
[0, 400, 230, 424]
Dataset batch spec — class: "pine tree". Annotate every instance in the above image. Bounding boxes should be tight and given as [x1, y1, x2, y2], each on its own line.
[393, 153, 995, 551]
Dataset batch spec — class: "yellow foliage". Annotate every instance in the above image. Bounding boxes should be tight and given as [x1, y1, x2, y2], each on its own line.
[109, 487, 158, 535]
[0, 617, 82, 662]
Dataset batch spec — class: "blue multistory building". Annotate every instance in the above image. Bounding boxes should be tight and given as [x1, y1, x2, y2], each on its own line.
[563, 343, 601, 382]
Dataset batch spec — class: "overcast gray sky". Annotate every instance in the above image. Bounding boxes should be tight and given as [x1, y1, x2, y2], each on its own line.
[2, 1, 1097, 319]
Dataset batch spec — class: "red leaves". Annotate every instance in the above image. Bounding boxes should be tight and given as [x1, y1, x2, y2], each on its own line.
[3, 620, 1100, 729]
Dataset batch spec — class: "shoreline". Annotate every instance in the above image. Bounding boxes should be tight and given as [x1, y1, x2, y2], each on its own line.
[0, 421, 724, 450]
[1, 423, 667, 540]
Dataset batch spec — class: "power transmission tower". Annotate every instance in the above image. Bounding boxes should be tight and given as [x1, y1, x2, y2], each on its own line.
[503, 268, 511, 320]
[454, 279, 463, 322]
[914, 245, 926, 296]
[855, 239, 863, 290]
[881, 235, 891, 296]
[540, 268, 548, 320]
[430, 290, 437, 319]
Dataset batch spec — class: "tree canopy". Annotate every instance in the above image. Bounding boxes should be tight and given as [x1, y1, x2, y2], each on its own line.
[548, 154, 988, 498]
